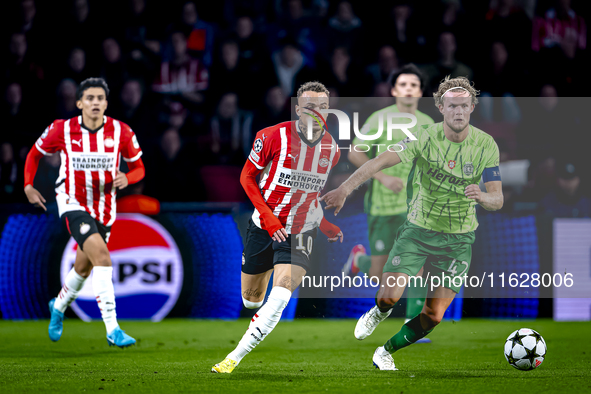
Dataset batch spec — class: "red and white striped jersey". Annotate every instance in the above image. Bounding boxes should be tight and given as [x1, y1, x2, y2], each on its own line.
[34, 116, 143, 226]
[248, 120, 340, 234]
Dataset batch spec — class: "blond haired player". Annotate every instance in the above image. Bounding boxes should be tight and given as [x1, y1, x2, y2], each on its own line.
[322, 76, 503, 370]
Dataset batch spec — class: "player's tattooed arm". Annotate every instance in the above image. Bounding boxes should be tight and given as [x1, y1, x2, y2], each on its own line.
[465, 181, 503, 211]
[321, 151, 401, 214]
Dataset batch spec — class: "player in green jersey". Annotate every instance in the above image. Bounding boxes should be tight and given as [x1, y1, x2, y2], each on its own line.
[341, 64, 434, 333]
[322, 76, 503, 370]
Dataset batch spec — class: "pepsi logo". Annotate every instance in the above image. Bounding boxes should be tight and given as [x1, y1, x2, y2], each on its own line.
[61, 214, 183, 322]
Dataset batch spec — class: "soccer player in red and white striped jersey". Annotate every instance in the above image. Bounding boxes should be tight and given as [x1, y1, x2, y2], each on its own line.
[23, 78, 145, 348]
[212, 81, 343, 373]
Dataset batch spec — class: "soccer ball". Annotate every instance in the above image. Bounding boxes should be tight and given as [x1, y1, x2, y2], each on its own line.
[504, 328, 546, 370]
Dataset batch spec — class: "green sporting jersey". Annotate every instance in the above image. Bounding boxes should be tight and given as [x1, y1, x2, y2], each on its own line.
[353, 105, 434, 216]
[396, 122, 500, 233]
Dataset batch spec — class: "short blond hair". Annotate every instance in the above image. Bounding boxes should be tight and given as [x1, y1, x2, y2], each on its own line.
[433, 76, 479, 107]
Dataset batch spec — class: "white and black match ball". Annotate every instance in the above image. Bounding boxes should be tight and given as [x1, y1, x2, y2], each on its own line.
[504, 328, 546, 371]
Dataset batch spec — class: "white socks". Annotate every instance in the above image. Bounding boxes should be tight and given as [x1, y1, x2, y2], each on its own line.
[54, 268, 87, 313]
[242, 296, 263, 309]
[93, 266, 118, 334]
[228, 286, 292, 363]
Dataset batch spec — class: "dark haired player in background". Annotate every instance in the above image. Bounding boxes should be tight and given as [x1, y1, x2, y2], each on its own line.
[24, 77, 145, 348]
[212, 81, 343, 373]
[341, 64, 434, 340]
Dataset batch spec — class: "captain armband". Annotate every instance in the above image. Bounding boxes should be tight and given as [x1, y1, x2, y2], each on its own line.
[482, 166, 501, 183]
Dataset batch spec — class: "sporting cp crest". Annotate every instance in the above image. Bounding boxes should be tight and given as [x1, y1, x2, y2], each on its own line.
[448, 160, 456, 169]
[463, 162, 474, 176]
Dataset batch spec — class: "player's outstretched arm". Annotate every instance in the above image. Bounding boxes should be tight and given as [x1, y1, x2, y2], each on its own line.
[464, 181, 503, 211]
[23, 147, 47, 211]
[321, 150, 402, 215]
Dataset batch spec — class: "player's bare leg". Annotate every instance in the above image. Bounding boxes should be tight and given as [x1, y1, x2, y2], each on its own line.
[374, 285, 456, 370]
[241, 270, 273, 309]
[355, 272, 408, 340]
[368, 255, 388, 284]
[272, 263, 306, 290]
[213, 264, 306, 373]
[420, 286, 456, 332]
[48, 247, 92, 341]
[82, 234, 135, 347]
[73, 247, 93, 277]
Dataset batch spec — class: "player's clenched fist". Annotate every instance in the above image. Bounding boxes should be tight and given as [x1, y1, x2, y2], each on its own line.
[320, 187, 347, 215]
[464, 184, 482, 202]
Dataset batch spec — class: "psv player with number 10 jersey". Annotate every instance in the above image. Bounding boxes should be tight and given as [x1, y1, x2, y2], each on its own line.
[212, 81, 343, 373]
[23, 78, 145, 348]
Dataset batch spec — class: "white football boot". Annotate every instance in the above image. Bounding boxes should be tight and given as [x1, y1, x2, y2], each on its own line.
[355, 305, 392, 340]
[373, 346, 398, 371]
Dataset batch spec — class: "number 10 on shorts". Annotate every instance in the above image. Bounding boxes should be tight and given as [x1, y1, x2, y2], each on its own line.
[295, 233, 313, 256]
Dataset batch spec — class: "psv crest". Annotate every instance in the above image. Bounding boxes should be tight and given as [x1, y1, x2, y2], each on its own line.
[463, 162, 474, 176]
[448, 160, 456, 169]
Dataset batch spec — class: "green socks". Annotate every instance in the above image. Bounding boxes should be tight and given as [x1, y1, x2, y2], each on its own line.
[405, 279, 428, 319]
[356, 255, 372, 275]
[384, 315, 433, 354]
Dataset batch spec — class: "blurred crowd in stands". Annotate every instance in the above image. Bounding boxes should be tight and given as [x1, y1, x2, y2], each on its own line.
[1, 0, 590, 217]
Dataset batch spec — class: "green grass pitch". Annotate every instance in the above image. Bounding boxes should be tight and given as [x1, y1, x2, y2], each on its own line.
[1, 318, 589, 393]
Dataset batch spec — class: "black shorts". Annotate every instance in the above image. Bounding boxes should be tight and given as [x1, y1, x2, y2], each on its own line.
[241, 219, 317, 275]
[62, 211, 111, 251]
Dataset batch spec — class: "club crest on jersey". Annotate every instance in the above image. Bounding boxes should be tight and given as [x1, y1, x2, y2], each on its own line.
[392, 256, 401, 266]
[253, 138, 263, 153]
[448, 160, 456, 169]
[104, 137, 115, 148]
[463, 162, 474, 176]
[319, 158, 329, 167]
